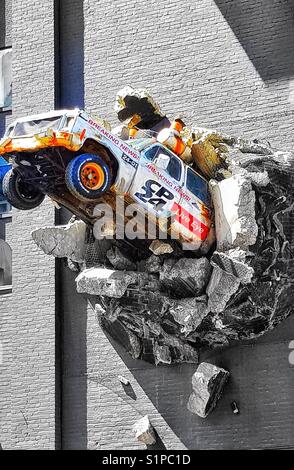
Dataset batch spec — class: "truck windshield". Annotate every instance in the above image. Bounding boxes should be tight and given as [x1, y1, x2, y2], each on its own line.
[12, 116, 62, 137]
[186, 168, 211, 207]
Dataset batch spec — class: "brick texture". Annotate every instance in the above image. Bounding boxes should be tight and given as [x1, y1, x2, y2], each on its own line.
[0, 0, 57, 449]
[2, 0, 294, 450]
[80, 0, 294, 450]
[0, 0, 12, 136]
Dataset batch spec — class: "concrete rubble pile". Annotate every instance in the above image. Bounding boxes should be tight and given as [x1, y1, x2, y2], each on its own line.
[31, 87, 294, 366]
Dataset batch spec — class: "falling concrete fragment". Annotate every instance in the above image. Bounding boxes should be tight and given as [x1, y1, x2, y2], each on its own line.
[209, 174, 258, 251]
[76, 268, 139, 298]
[32, 220, 87, 263]
[149, 240, 174, 256]
[160, 257, 211, 297]
[118, 375, 130, 386]
[187, 362, 229, 418]
[133, 415, 157, 446]
[106, 246, 137, 271]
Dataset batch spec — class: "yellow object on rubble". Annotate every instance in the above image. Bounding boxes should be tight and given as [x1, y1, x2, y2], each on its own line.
[180, 128, 231, 180]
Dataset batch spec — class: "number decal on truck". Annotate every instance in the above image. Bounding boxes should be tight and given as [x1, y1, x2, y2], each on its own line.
[135, 180, 174, 211]
[121, 153, 138, 169]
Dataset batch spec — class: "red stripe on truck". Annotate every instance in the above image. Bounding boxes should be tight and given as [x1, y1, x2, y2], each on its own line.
[171, 202, 209, 240]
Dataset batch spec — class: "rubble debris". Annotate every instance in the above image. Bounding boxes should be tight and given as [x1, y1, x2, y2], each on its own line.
[106, 246, 137, 271]
[138, 254, 162, 273]
[29, 87, 294, 366]
[115, 85, 169, 134]
[207, 249, 254, 313]
[167, 296, 209, 335]
[133, 415, 157, 446]
[207, 265, 240, 314]
[231, 401, 240, 415]
[149, 240, 174, 256]
[153, 343, 172, 366]
[97, 292, 199, 364]
[118, 375, 130, 386]
[211, 249, 254, 285]
[160, 257, 211, 297]
[209, 174, 258, 251]
[190, 131, 230, 180]
[187, 362, 229, 418]
[32, 220, 87, 263]
[31, 144, 294, 365]
[76, 268, 139, 298]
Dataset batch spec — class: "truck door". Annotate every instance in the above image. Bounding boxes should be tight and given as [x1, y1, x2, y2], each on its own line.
[175, 166, 212, 247]
[129, 143, 184, 233]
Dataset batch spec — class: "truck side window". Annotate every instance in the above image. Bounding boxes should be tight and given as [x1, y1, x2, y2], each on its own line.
[166, 155, 181, 181]
[186, 168, 211, 207]
[144, 145, 161, 161]
[144, 145, 181, 181]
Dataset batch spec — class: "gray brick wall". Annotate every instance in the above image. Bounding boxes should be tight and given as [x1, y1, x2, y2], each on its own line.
[79, 0, 294, 449]
[83, 0, 294, 149]
[0, 0, 12, 136]
[0, 0, 57, 449]
[2, 0, 294, 450]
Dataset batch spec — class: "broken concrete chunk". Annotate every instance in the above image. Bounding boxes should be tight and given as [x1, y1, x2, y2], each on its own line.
[115, 85, 165, 130]
[32, 220, 87, 263]
[160, 257, 211, 297]
[187, 362, 229, 418]
[167, 296, 209, 335]
[76, 268, 138, 298]
[153, 343, 172, 366]
[211, 249, 254, 285]
[138, 254, 163, 273]
[118, 375, 130, 386]
[209, 174, 258, 251]
[149, 240, 174, 256]
[133, 415, 157, 446]
[106, 246, 137, 271]
[207, 264, 240, 313]
[207, 249, 254, 313]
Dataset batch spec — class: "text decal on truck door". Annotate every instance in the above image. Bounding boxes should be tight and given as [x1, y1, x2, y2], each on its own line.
[135, 180, 174, 210]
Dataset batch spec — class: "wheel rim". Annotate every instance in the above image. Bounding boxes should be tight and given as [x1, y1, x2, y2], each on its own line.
[15, 174, 42, 201]
[80, 162, 105, 190]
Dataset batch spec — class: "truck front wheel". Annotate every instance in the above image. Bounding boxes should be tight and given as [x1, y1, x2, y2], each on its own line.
[2, 169, 45, 210]
[65, 154, 111, 201]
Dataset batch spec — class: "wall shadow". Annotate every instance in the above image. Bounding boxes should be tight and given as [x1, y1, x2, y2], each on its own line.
[59, 263, 88, 449]
[59, 0, 84, 108]
[214, 0, 294, 80]
[55, 0, 86, 449]
[104, 312, 294, 449]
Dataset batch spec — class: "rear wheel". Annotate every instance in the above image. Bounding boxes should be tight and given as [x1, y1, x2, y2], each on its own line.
[2, 169, 45, 210]
[65, 153, 111, 201]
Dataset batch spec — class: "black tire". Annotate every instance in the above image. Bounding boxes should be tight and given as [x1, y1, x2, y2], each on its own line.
[2, 169, 45, 210]
[65, 153, 111, 202]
